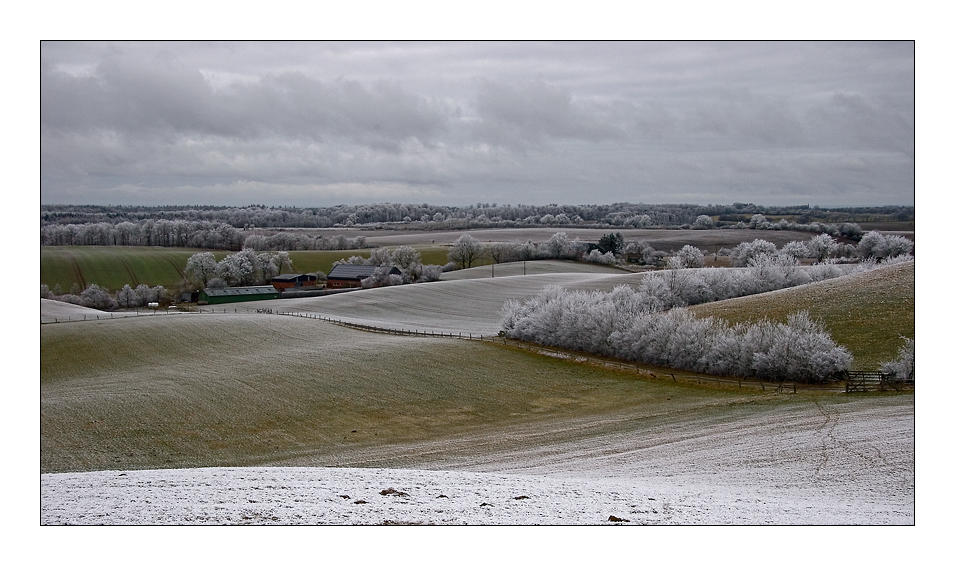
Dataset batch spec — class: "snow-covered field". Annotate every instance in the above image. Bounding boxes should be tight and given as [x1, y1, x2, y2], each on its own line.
[244, 270, 646, 336]
[41, 396, 913, 525]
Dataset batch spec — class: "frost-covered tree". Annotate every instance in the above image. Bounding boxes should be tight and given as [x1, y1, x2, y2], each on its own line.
[881, 337, 915, 381]
[367, 247, 394, 266]
[389, 246, 422, 271]
[693, 215, 714, 229]
[674, 245, 705, 268]
[216, 248, 258, 286]
[419, 264, 444, 282]
[256, 251, 293, 282]
[749, 214, 769, 229]
[856, 231, 914, 260]
[543, 232, 575, 259]
[116, 284, 140, 308]
[448, 234, 485, 269]
[622, 241, 655, 265]
[512, 241, 537, 261]
[242, 234, 269, 251]
[729, 239, 778, 267]
[185, 252, 218, 286]
[80, 284, 117, 310]
[584, 249, 616, 264]
[361, 267, 405, 289]
[334, 255, 370, 266]
[805, 233, 838, 262]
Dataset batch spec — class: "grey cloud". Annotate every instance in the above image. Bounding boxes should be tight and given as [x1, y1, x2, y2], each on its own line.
[42, 53, 450, 150]
[40, 41, 914, 207]
[469, 79, 626, 149]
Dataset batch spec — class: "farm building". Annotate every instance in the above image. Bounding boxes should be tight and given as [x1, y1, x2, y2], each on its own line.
[326, 264, 401, 289]
[198, 286, 280, 304]
[271, 273, 318, 291]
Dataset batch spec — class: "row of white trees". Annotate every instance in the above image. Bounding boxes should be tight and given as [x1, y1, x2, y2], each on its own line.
[641, 255, 914, 310]
[501, 256, 914, 382]
[41, 283, 170, 310]
[447, 229, 913, 273]
[40, 219, 372, 251]
[44, 202, 912, 233]
[184, 250, 295, 288]
[726, 231, 912, 266]
[501, 285, 852, 383]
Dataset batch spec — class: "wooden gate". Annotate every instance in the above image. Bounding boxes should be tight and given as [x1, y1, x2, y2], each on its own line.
[844, 371, 914, 392]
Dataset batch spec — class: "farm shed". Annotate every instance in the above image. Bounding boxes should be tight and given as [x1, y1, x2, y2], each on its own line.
[326, 265, 401, 289]
[198, 286, 280, 304]
[271, 273, 318, 291]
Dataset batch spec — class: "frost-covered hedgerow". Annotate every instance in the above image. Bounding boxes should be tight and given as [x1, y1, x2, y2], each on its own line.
[500, 259, 914, 382]
[640, 255, 910, 309]
[501, 285, 852, 383]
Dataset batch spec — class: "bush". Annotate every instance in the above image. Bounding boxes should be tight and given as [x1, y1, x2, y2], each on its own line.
[880, 338, 914, 381]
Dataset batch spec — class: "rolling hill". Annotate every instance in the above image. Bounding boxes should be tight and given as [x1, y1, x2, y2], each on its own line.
[689, 261, 914, 369]
[41, 311, 762, 474]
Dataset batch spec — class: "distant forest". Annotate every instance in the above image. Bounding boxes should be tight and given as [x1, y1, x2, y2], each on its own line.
[40, 202, 914, 250]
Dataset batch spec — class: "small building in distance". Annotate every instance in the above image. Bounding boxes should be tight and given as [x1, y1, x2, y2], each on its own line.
[198, 286, 280, 305]
[271, 273, 318, 291]
[326, 264, 401, 289]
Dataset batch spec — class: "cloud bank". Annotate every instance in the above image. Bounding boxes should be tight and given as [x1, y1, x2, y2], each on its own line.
[40, 41, 914, 207]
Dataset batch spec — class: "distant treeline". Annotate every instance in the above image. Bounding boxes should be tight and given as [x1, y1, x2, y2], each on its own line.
[41, 202, 913, 229]
[39, 202, 913, 250]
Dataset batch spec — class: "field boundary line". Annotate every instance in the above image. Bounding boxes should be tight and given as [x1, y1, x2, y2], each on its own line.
[255, 309, 860, 393]
[258, 308, 493, 341]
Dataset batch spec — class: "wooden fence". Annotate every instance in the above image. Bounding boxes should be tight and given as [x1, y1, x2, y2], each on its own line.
[843, 370, 914, 392]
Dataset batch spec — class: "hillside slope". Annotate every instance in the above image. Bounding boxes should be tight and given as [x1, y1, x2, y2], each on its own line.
[42, 312, 759, 473]
[252, 272, 638, 335]
[689, 261, 914, 369]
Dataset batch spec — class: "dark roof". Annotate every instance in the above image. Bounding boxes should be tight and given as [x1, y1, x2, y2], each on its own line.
[327, 264, 401, 280]
[201, 286, 279, 297]
[272, 273, 315, 282]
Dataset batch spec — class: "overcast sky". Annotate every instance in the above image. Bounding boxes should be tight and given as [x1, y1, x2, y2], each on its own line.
[40, 41, 914, 208]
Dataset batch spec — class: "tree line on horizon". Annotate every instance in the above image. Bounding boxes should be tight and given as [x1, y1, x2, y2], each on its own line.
[40, 202, 913, 251]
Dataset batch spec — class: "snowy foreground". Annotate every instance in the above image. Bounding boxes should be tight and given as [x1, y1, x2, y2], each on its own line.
[40, 465, 912, 525]
[42, 386, 914, 525]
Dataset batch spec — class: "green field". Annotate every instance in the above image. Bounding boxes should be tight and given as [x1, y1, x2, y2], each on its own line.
[40, 313, 774, 473]
[690, 261, 915, 370]
[40, 245, 451, 291]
